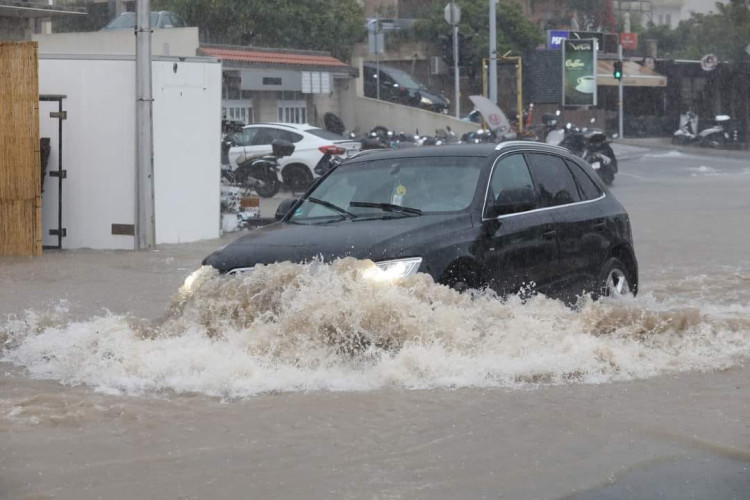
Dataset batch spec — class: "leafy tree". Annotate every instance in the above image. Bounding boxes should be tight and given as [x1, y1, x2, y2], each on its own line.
[413, 0, 544, 78]
[158, 0, 366, 61]
[641, 0, 750, 61]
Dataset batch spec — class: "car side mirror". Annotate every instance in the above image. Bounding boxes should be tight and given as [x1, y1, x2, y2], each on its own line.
[275, 198, 298, 221]
[489, 188, 536, 217]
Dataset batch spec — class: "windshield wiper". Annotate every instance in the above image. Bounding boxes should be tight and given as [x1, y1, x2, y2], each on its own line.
[307, 197, 356, 219]
[349, 201, 422, 216]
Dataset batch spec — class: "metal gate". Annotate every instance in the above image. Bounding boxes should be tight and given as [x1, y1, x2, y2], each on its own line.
[40, 94, 67, 249]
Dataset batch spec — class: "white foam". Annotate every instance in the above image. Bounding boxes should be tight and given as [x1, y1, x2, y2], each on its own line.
[2, 260, 749, 398]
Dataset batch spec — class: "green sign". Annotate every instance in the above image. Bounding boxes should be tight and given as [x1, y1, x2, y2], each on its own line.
[562, 39, 597, 106]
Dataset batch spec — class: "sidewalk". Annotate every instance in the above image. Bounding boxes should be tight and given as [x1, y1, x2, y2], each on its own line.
[616, 136, 750, 159]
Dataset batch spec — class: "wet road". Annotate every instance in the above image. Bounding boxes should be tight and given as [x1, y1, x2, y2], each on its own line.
[1, 145, 749, 499]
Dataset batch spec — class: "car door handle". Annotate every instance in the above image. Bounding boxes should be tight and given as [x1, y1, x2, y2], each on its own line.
[543, 230, 557, 239]
[593, 222, 607, 231]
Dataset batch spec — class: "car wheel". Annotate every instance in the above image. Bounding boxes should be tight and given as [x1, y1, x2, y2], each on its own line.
[283, 164, 314, 193]
[595, 257, 633, 299]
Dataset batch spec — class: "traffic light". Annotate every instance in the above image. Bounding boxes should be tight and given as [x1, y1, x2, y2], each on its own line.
[440, 33, 454, 66]
[613, 60, 623, 80]
[440, 32, 473, 67]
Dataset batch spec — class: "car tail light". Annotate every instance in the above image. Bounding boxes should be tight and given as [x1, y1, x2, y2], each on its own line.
[319, 145, 346, 155]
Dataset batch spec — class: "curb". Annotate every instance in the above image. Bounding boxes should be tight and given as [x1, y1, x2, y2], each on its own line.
[615, 139, 750, 159]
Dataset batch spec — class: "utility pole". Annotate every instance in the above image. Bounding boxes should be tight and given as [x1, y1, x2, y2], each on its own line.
[376, 13, 381, 101]
[488, 0, 497, 104]
[135, 0, 155, 249]
[618, 43, 624, 138]
[452, 2, 460, 118]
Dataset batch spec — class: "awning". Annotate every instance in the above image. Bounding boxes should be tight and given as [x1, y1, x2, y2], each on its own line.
[597, 60, 667, 87]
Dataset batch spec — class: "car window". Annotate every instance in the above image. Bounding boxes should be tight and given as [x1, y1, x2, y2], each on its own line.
[564, 158, 602, 200]
[487, 154, 537, 216]
[280, 130, 304, 143]
[250, 127, 277, 146]
[526, 153, 582, 208]
[236, 128, 257, 146]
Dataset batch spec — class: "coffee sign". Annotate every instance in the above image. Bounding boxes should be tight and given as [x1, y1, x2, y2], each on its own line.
[562, 39, 597, 106]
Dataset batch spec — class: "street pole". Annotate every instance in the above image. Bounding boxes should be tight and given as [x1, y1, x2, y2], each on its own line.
[618, 43, 624, 138]
[452, 5, 460, 118]
[135, 0, 155, 249]
[376, 13, 380, 102]
[489, 0, 497, 104]
[517, 57, 523, 133]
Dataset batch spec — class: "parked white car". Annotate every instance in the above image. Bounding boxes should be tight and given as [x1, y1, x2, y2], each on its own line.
[228, 123, 361, 191]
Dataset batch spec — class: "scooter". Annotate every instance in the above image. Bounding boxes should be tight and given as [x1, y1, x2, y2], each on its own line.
[222, 140, 294, 198]
[673, 111, 699, 145]
[548, 118, 617, 186]
[698, 115, 740, 148]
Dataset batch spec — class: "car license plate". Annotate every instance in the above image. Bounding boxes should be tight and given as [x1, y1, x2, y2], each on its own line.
[591, 161, 601, 170]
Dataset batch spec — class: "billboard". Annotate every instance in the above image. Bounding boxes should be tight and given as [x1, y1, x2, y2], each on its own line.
[562, 39, 597, 106]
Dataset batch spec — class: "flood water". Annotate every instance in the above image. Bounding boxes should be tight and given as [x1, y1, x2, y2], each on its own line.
[2, 259, 749, 400]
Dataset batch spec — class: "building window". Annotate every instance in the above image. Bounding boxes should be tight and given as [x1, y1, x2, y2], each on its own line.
[223, 99, 254, 124]
[277, 100, 307, 124]
[222, 71, 241, 100]
[263, 77, 282, 86]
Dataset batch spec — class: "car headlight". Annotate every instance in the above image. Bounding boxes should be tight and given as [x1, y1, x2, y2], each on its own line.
[420, 96, 433, 106]
[363, 257, 422, 282]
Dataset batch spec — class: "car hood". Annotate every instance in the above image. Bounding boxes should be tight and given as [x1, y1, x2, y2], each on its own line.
[203, 213, 473, 272]
[414, 88, 448, 105]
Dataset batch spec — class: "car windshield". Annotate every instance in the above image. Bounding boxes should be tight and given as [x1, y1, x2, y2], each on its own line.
[384, 67, 423, 89]
[104, 12, 159, 29]
[289, 156, 484, 223]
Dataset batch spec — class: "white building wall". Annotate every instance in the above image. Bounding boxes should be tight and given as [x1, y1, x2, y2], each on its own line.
[152, 60, 222, 244]
[39, 58, 136, 249]
[33, 27, 200, 57]
[38, 55, 221, 250]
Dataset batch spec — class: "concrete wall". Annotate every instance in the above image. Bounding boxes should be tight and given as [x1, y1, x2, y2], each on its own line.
[38, 55, 220, 249]
[342, 93, 482, 138]
[33, 27, 199, 57]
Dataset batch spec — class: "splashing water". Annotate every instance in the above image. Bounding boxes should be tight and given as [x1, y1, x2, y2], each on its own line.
[2, 259, 749, 398]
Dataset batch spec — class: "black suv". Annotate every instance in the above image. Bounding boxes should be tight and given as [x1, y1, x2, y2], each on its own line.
[204, 142, 638, 301]
[363, 63, 449, 114]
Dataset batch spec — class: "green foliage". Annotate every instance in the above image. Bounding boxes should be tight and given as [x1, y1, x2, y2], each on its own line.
[160, 0, 366, 60]
[51, 1, 110, 32]
[641, 0, 750, 62]
[413, 0, 543, 71]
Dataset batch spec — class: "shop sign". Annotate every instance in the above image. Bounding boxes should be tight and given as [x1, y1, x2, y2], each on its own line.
[562, 39, 597, 106]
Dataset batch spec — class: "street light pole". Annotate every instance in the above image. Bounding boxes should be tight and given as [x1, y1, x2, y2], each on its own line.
[489, 0, 497, 104]
[618, 43, 624, 138]
[451, 1, 460, 118]
[135, 0, 155, 249]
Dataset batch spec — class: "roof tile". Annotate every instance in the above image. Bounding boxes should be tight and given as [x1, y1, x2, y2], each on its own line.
[199, 47, 348, 68]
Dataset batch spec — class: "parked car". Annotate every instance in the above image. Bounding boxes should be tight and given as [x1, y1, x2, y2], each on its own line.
[363, 63, 449, 113]
[102, 11, 187, 30]
[204, 142, 638, 301]
[227, 123, 361, 192]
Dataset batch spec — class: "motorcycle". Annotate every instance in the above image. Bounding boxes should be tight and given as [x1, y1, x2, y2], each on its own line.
[698, 114, 741, 148]
[221, 139, 294, 198]
[548, 118, 617, 186]
[673, 110, 699, 145]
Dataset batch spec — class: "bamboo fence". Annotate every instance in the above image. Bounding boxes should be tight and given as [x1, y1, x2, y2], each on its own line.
[0, 41, 41, 256]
